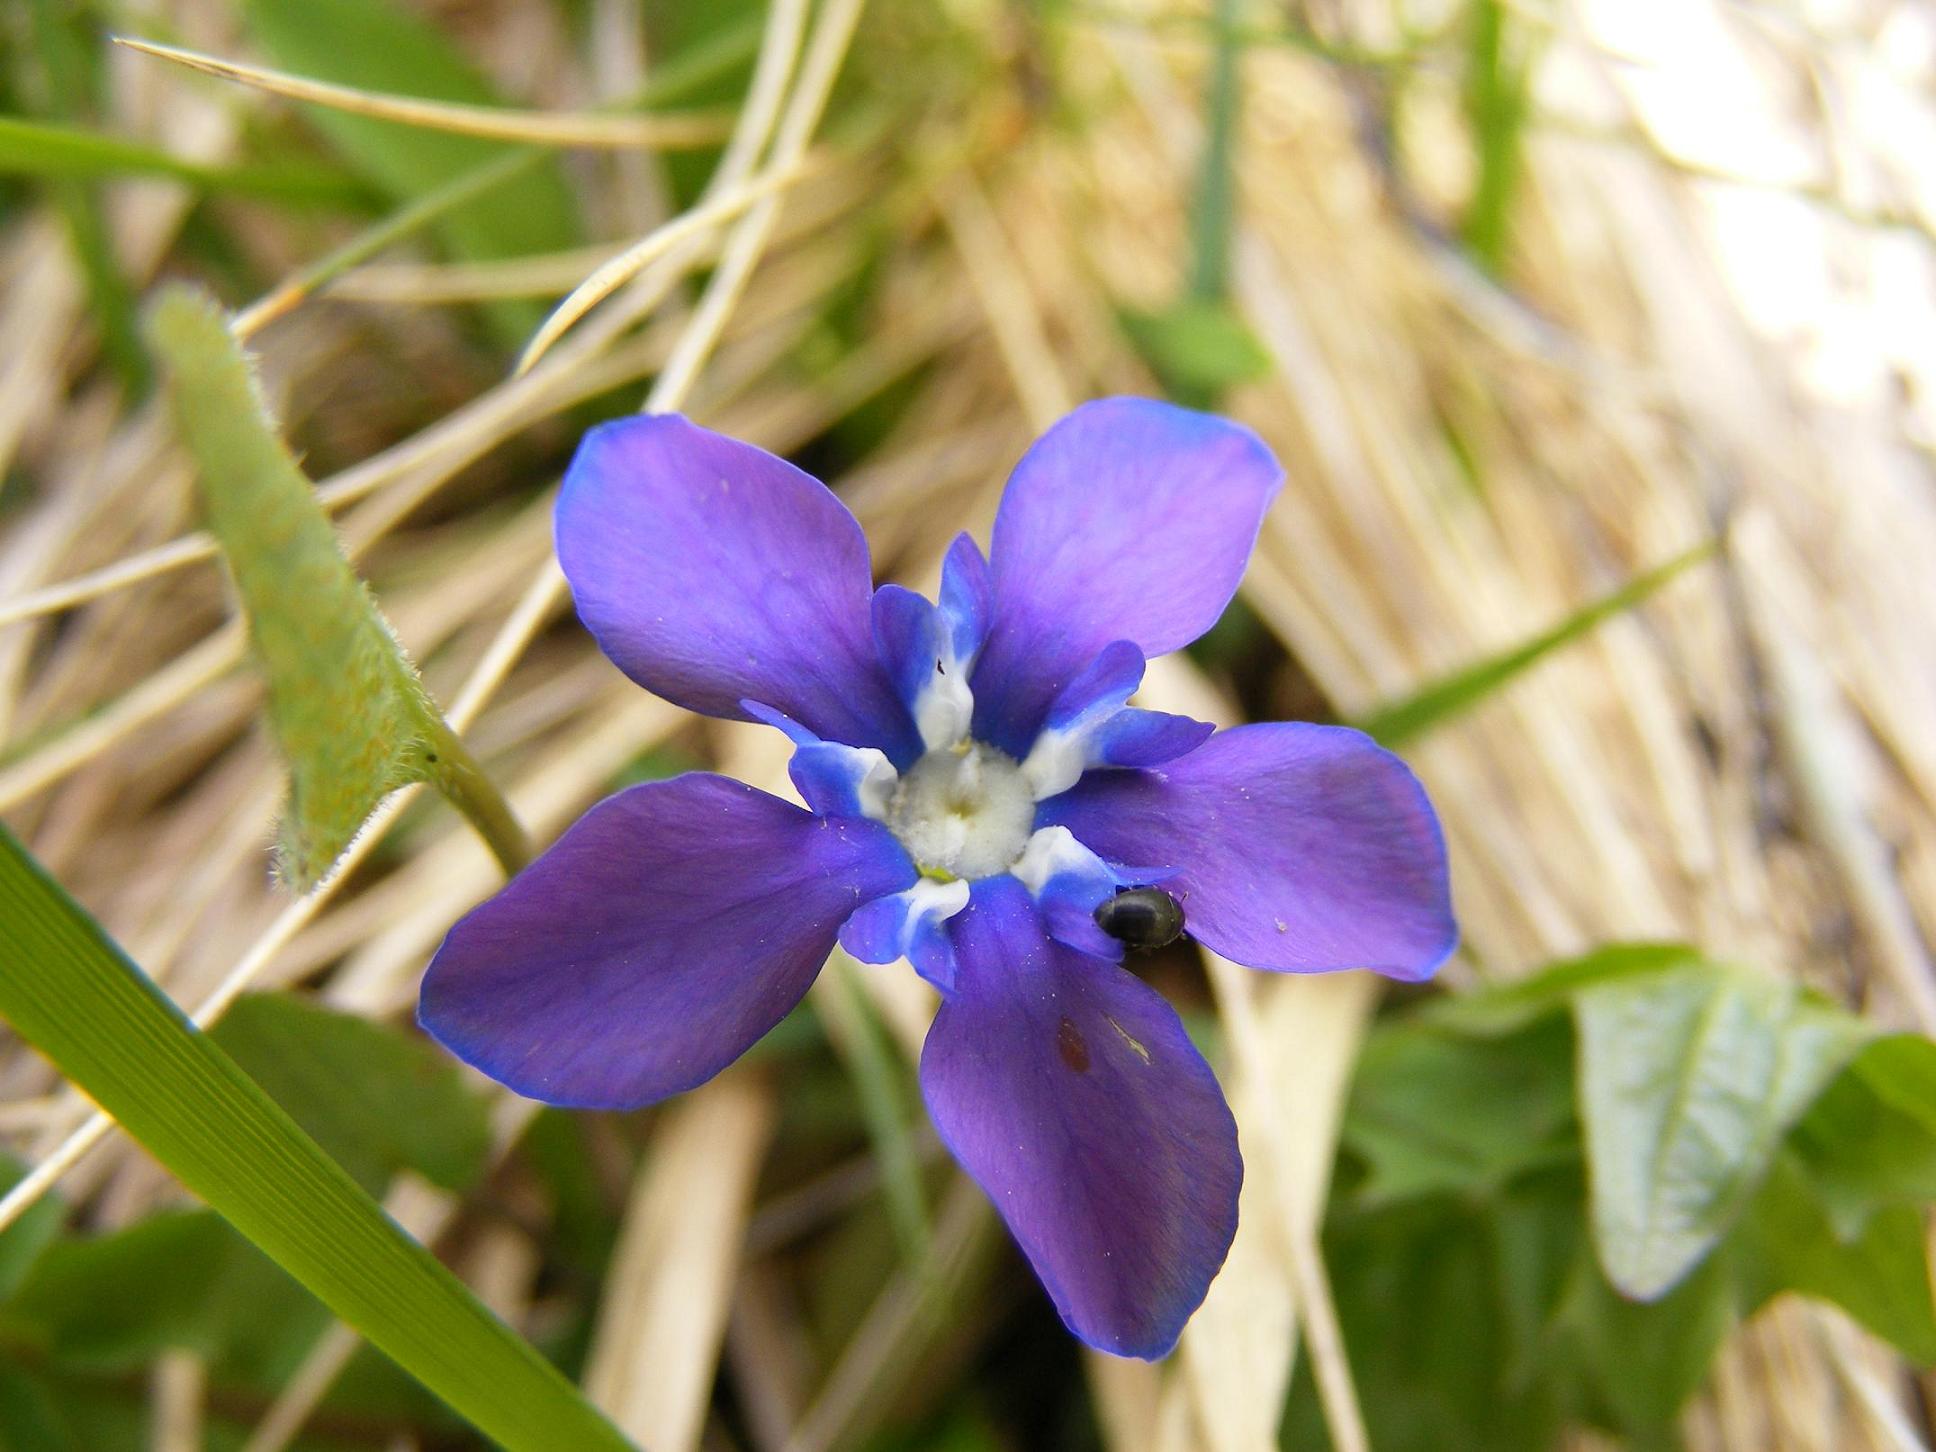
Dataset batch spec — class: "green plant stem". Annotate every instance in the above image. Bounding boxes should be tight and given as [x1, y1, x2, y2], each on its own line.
[1188, 0, 1242, 303]
[422, 720, 532, 877]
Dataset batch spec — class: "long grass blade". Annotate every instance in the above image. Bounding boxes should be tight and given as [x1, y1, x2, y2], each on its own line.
[0, 827, 635, 1452]
[0, 115, 362, 203]
[1351, 540, 1716, 747]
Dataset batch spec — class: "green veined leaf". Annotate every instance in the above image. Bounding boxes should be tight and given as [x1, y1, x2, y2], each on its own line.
[0, 115, 364, 204]
[211, 993, 492, 1195]
[147, 286, 524, 885]
[0, 825, 634, 1452]
[1789, 1034, 1936, 1233]
[1573, 959, 1868, 1299]
[1342, 1012, 1575, 1204]
[240, 0, 581, 341]
[1352, 541, 1715, 748]
[1735, 1153, 1936, 1364]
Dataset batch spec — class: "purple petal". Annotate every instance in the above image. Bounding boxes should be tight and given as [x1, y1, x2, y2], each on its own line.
[921, 876, 1241, 1359]
[971, 399, 1282, 754]
[421, 773, 915, 1109]
[1038, 724, 1457, 980]
[557, 415, 919, 761]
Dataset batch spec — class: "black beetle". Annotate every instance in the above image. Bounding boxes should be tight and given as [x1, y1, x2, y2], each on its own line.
[1094, 886, 1185, 951]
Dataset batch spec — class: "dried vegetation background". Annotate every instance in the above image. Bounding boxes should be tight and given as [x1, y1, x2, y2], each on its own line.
[2, 0, 1935, 1448]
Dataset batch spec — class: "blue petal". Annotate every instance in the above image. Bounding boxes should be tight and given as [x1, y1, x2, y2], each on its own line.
[970, 398, 1282, 755]
[921, 877, 1242, 1359]
[743, 701, 897, 821]
[557, 414, 920, 761]
[839, 878, 971, 990]
[872, 534, 993, 753]
[1039, 723, 1457, 980]
[420, 773, 915, 1108]
[1010, 825, 1130, 961]
[1020, 641, 1214, 799]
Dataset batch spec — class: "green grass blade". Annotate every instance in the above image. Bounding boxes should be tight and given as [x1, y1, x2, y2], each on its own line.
[0, 826, 635, 1452]
[0, 115, 364, 204]
[1459, 0, 1534, 274]
[25, 0, 150, 396]
[1351, 540, 1715, 748]
[820, 956, 931, 1269]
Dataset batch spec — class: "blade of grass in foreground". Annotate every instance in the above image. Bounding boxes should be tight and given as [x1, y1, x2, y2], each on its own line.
[0, 826, 636, 1452]
[1352, 540, 1715, 748]
[0, 115, 364, 204]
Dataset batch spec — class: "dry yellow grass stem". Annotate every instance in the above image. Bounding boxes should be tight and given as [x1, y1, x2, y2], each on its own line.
[515, 155, 822, 376]
[115, 37, 735, 149]
[583, 1077, 776, 1450]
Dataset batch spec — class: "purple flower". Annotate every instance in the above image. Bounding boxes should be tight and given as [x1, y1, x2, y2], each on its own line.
[420, 398, 1456, 1359]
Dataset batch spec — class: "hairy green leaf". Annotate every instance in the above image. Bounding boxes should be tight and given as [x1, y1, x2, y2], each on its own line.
[1574, 961, 1867, 1299]
[148, 287, 436, 885]
[146, 288, 525, 884]
[1353, 542, 1714, 748]
[0, 825, 634, 1451]
[211, 993, 491, 1195]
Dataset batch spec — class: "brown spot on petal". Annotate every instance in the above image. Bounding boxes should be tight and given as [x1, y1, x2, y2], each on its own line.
[1056, 1016, 1091, 1073]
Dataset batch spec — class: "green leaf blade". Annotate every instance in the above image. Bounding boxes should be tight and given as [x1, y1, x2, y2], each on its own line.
[1574, 962, 1867, 1299]
[0, 826, 634, 1452]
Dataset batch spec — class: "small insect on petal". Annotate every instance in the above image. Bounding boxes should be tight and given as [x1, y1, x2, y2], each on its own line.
[1093, 887, 1185, 951]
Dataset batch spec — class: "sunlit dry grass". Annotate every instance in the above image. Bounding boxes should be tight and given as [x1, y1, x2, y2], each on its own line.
[2, 0, 1934, 1447]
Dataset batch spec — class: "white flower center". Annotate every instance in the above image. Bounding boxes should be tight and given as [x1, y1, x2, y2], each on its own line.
[886, 742, 1035, 880]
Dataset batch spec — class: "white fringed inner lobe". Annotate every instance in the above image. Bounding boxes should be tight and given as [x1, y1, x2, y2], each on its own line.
[886, 743, 1035, 880]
